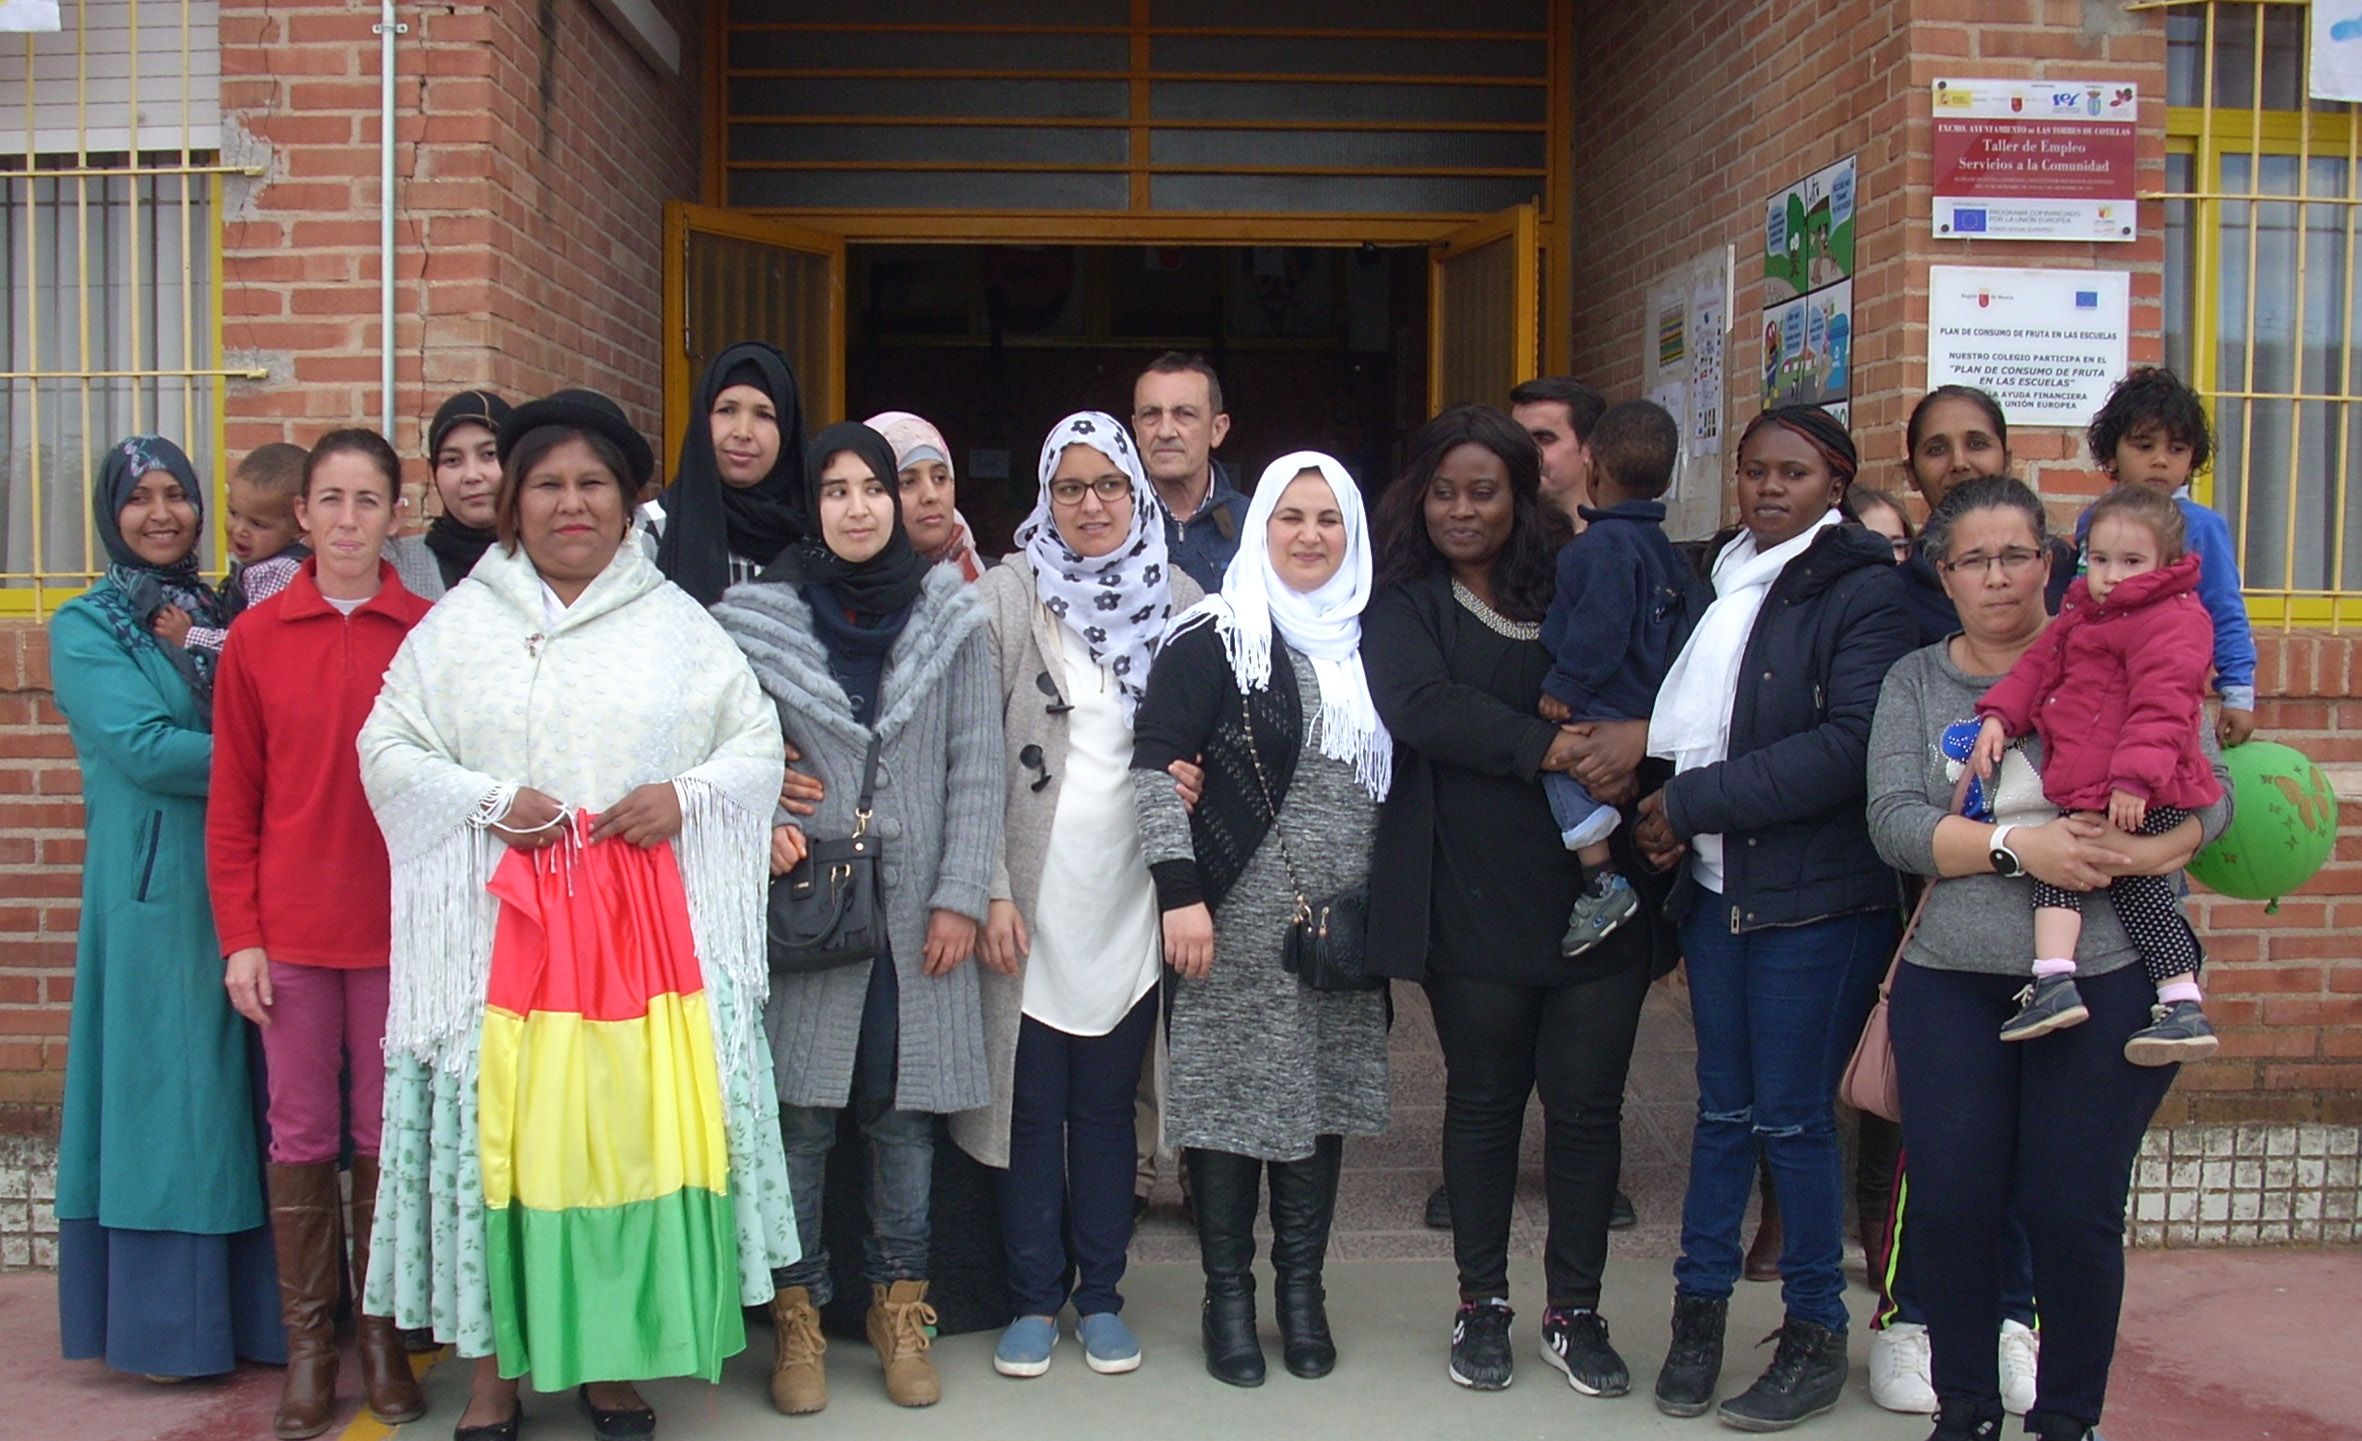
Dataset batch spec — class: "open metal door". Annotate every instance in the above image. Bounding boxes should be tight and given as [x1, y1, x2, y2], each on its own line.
[1428, 203, 1541, 413]
[663, 203, 845, 469]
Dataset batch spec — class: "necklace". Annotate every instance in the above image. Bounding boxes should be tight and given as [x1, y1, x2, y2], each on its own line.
[1451, 578, 1540, 640]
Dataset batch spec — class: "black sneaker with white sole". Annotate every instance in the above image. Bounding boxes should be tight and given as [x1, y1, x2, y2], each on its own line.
[1449, 1299, 1514, 1390]
[1997, 973, 2089, 1043]
[1539, 1308, 1629, 1397]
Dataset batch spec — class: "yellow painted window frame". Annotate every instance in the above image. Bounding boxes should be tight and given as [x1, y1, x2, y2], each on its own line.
[2164, 89, 2362, 628]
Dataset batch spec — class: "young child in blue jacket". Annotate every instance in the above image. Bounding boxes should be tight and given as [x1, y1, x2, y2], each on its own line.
[2079, 367, 2260, 748]
[1536, 399, 1697, 956]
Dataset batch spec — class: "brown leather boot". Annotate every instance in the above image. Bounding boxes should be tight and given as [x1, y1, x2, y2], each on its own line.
[349, 1158, 425, 1425]
[864, 1280, 940, 1407]
[768, 1285, 827, 1415]
[267, 1162, 342, 1439]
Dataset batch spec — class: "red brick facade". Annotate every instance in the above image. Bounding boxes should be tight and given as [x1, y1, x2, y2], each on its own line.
[1, 2, 2353, 1134]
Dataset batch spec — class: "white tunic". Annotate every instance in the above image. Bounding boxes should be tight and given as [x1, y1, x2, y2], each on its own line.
[1021, 638, 1162, 1036]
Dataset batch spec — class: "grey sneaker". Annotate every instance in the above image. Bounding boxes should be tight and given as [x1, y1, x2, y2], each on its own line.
[1560, 872, 1640, 958]
[2123, 999, 2218, 1066]
[1998, 974, 2089, 1042]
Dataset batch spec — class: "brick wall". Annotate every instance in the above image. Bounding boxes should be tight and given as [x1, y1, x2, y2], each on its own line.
[216, 0, 702, 490]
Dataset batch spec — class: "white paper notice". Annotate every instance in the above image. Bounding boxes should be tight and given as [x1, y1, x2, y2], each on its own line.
[2315, 5, 2362, 102]
[0, 0, 60, 30]
[1927, 267, 2130, 428]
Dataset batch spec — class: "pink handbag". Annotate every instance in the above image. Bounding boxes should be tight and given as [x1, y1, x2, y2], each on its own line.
[1840, 770, 1975, 1124]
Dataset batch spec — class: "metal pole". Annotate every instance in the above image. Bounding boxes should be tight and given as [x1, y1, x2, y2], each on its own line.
[374, 0, 405, 437]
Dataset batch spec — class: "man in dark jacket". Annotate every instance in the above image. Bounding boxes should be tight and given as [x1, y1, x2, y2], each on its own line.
[1133, 352, 1249, 590]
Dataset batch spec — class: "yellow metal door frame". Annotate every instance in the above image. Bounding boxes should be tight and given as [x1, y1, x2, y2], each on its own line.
[1427, 203, 1541, 414]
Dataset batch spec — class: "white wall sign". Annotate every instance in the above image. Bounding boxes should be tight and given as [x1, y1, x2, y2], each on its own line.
[1927, 266, 2130, 428]
[2314, 5, 2362, 102]
[1640, 244, 1734, 541]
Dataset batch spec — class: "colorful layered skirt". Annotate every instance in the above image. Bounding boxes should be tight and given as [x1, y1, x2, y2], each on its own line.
[477, 824, 744, 1387]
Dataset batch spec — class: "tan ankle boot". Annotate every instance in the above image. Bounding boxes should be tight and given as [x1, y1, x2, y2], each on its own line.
[865, 1280, 940, 1407]
[769, 1286, 827, 1415]
[266, 1162, 342, 1439]
[348, 1158, 425, 1425]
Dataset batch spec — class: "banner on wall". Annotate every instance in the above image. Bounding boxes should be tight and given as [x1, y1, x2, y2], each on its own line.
[1927, 266, 2130, 428]
[2314, 5, 2362, 101]
[1932, 78, 2138, 242]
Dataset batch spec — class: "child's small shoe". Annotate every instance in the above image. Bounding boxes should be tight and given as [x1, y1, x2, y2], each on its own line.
[1560, 871, 1640, 958]
[2123, 999, 2218, 1066]
[1998, 974, 2089, 1042]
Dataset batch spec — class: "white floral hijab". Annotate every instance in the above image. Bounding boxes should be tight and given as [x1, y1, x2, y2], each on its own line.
[1016, 411, 1174, 718]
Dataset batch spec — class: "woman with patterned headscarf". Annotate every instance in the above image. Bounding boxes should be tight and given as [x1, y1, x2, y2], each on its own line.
[1635, 406, 1916, 1430]
[51, 436, 285, 1380]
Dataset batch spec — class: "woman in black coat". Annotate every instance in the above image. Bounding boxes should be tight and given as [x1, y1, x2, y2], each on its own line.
[1362, 405, 1663, 1400]
[1631, 407, 1915, 1430]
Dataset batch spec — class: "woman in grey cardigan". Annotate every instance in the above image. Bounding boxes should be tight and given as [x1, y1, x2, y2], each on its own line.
[1865, 475, 2229, 1441]
[385, 389, 508, 600]
[1129, 452, 1393, 1388]
[712, 422, 1003, 1417]
[954, 413, 1200, 1381]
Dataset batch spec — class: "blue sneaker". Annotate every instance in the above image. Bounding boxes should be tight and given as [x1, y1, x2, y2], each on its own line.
[993, 1315, 1058, 1378]
[1076, 1312, 1142, 1374]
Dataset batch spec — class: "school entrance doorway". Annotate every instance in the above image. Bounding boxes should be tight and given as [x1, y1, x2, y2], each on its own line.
[662, 208, 1539, 549]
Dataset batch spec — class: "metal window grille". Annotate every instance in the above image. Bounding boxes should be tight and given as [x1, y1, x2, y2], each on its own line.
[2155, 0, 2362, 628]
[3, 0, 253, 616]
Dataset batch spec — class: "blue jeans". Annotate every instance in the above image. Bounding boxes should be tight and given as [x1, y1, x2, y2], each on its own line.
[775, 1096, 933, 1308]
[999, 993, 1157, 1318]
[1674, 904, 1895, 1332]
[1543, 772, 1619, 849]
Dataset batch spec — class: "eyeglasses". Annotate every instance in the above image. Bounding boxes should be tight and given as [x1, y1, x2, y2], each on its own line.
[1939, 547, 2044, 577]
[1888, 537, 1914, 562]
[1049, 477, 1132, 507]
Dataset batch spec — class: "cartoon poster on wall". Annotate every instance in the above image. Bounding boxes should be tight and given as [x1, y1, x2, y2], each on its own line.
[1643, 244, 1734, 539]
[1764, 157, 1856, 304]
[1762, 159, 1855, 411]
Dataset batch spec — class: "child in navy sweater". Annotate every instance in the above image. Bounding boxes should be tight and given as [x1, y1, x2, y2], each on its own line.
[1537, 400, 1696, 956]
[2079, 367, 2260, 747]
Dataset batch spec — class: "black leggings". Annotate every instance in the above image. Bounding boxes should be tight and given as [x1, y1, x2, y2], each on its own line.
[2029, 806, 2200, 983]
[1892, 961, 2176, 1439]
[1425, 958, 1651, 1309]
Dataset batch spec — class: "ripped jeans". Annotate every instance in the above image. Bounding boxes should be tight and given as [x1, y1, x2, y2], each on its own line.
[1673, 903, 1895, 1331]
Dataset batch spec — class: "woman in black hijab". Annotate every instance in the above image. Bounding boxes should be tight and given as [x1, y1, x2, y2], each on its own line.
[646, 341, 808, 605]
[712, 421, 1003, 1413]
[388, 388, 512, 600]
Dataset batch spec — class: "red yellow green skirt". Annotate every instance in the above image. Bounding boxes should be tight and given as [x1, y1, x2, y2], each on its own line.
[477, 823, 743, 1387]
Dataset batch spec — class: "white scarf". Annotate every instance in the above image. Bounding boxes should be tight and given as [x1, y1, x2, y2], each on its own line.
[1648, 509, 1839, 774]
[1170, 451, 1393, 800]
[1016, 411, 1175, 720]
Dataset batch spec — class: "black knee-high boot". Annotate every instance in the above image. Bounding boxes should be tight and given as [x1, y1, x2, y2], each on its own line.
[1188, 1147, 1267, 1387]
[1268, 1134, 1342, 1379]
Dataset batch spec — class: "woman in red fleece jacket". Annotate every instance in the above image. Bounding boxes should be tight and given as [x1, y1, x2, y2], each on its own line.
[206, 430, 432, 1438]
[1970, 483, 2223, 1067]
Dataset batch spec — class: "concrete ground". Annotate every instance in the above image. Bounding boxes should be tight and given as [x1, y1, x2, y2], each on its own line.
[4, 987, 2355, 1439]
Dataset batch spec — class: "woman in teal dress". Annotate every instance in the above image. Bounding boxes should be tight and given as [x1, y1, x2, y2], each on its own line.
[52, 436, 283, 1377]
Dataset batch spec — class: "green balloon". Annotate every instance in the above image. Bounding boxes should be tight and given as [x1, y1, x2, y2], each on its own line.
[2187, 740, 2340, 908]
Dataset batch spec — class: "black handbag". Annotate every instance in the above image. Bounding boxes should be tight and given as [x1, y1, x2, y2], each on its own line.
[767, 733, 887, 976]
[1235, 693, 1382, 993]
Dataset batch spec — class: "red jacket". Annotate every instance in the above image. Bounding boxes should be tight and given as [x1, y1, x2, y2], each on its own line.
[1976, 554, 2223, 812]
[207, 560, 432, 967]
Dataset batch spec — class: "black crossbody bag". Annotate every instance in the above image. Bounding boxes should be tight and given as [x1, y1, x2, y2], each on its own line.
[766, 733, 887, 976]
[1235, 692, 1381, 993]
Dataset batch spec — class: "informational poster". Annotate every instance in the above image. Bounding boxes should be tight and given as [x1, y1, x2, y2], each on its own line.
[1642, 245, 1734, 539]
[1932, 79, 2138, 242]
[1927, 266, 2130, 428]
[2313, 5, 2362, 102]
[1761, 158, 1855, 415]
[0, 0, 60, 29]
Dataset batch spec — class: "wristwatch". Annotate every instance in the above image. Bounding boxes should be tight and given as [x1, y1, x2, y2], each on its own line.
[1988, 823, 2024, 878]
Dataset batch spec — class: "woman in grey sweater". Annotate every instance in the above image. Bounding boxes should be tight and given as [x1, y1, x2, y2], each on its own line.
[1130, 452, 1392, 1388]
[1865, 475, 2229, 1441]
[712, 422, 1003, 1416]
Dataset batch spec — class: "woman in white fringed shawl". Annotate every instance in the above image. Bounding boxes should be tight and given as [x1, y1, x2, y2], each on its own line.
[358, 391, 796, 1437]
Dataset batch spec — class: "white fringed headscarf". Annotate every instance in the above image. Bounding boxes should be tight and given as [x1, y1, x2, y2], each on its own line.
[1171, 451, 1393, 800]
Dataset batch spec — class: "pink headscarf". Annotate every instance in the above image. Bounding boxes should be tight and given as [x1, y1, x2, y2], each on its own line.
[866, 409, 982, 583]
